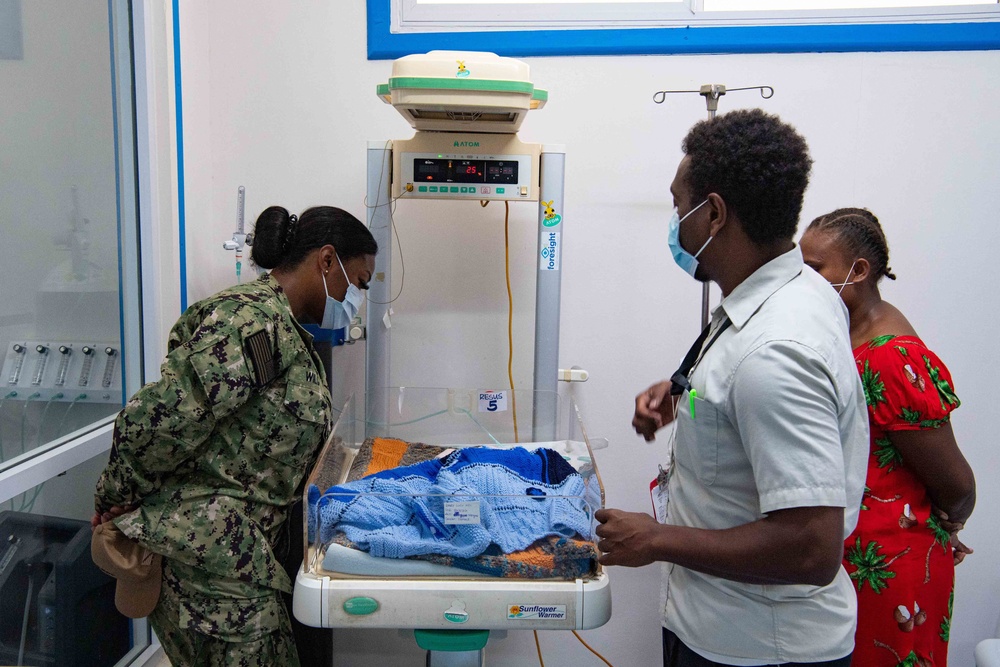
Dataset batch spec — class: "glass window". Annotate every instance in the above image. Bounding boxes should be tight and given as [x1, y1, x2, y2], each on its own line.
[399, 0, 1000, 26]
[0, 1, 146, 665]
[0, 0, 140, 469]
[373, 0, 1000, 56]
[1, 453, 150, 667]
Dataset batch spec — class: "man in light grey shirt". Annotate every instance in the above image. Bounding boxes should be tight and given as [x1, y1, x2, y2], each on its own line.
[595, 109, 868, 667]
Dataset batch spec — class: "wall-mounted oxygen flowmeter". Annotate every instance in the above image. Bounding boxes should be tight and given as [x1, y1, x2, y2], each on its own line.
[1, 341, 121, 403]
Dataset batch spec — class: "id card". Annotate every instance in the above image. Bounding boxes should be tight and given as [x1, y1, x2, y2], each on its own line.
[649, 464, 670, 523]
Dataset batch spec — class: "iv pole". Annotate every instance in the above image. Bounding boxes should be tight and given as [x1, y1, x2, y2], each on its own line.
[653, 84, 774, 328]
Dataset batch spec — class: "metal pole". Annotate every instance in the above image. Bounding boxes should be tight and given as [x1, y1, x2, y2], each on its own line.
[365, 141, 393, 437]
[532, 146, 566, 441]
[698, 85, 724, 330]
[654, 84, 773, 329]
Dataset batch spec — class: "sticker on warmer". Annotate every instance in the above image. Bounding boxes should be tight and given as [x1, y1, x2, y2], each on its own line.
[478, 390, 508, 413]
[540, 231, 560, 271]
[507, 604, 567, 620]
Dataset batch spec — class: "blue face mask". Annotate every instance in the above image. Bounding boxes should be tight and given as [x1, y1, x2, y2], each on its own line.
[320, 254, 362, 330]
[667, 200, 712, 277]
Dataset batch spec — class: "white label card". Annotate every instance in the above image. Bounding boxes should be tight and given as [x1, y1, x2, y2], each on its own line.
[650, 479, 669, 524]
[478, 390, 508, 413]
[444, 500, 482, 525]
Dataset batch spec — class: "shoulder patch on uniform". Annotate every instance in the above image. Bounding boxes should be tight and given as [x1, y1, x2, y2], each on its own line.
[245, 330, 277, 388]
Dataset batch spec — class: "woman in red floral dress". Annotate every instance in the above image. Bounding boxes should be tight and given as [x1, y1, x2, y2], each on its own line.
[800, 208, 976, 667]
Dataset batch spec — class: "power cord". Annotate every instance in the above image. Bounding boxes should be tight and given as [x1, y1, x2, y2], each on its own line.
[364, 140, 406, 305]
[533, 629, 616, 667]
[503, 200, 519, 443]
[572, 631, 615, 666]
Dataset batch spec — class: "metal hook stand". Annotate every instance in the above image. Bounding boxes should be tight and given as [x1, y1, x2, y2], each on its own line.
[653, 83, 775, 328]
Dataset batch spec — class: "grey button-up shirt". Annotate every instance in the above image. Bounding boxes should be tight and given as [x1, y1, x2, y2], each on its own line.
[663, 247, 869, 665]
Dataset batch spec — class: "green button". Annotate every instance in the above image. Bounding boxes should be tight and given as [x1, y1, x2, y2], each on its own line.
[496, 188, 505, 194]
[418, 186, 428, 192]
[450, 187, 459, 193]
[429, 186, 438, 192]
[343, 597, 379, 616]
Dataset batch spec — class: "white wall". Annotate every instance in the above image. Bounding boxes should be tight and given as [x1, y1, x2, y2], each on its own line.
[176, 2, 1000, 664]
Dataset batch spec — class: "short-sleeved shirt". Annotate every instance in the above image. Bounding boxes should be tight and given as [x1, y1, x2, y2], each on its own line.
[95, 273, 332, 593]
[662, 247, 869, 665]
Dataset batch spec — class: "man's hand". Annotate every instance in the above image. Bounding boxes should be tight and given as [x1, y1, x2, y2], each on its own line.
[594, 508, 662, 567]
[633, 381, 676, 442]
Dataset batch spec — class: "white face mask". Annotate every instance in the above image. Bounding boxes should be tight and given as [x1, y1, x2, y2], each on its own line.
[829, 260, 858, 295]
[320, 254, 362, 330]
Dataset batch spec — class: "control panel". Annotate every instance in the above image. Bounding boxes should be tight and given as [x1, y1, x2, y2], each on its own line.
[2, 341, 122, 403]
[390, 133, 541, 202]
[400, 152, 533, 201]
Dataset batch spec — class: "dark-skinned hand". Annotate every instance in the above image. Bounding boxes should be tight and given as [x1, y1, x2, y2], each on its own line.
[594, 507, 661, 567]
[632, 381, 677, 442]
[90, 504, 134, 530]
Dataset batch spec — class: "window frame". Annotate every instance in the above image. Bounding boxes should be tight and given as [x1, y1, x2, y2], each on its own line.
[368, 0, 1000, 58]
[399, 0, 1000, 30]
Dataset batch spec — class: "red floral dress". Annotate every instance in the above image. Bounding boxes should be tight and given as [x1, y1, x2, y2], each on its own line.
[844, 335, 961, 667]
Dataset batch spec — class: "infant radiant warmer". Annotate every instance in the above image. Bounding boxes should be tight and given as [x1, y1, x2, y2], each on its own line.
[293, 387, 611, 632]
[293, 51, 610, 661]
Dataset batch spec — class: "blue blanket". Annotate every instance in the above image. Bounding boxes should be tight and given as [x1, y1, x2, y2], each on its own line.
[308, 446, 597, 559]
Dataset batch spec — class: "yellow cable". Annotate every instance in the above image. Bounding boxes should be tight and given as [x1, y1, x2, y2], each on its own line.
[534, 630, 545, 667]
[572, 631, 615, 667]
[504, 200, 519, 443]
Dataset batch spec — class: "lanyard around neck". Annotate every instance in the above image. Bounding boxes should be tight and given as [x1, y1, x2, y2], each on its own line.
[669, 317, 732, 396]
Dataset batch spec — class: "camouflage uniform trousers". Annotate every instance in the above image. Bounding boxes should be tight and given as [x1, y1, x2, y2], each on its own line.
[150, 557, 300, 667]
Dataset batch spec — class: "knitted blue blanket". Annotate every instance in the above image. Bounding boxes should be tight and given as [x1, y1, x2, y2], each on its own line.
[308, 446, 597, 559]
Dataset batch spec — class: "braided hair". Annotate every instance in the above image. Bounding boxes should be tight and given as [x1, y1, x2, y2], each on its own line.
[806, 207, 897, 282]
[250, 206, 377, 270]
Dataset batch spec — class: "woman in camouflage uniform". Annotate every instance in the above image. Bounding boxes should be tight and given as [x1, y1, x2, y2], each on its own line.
[93, 206, 377, 666]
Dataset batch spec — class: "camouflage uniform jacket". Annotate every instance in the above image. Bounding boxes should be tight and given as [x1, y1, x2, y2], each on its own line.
[95, 273, 332, 594]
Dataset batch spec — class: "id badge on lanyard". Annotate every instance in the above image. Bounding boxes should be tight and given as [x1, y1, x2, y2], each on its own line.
[649, 396, 683, 523]
[650, 464, 670, 523]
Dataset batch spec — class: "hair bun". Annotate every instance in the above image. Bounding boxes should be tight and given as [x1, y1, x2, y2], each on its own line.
[249, 206, 293, 270]
[283, 214, 299, 255]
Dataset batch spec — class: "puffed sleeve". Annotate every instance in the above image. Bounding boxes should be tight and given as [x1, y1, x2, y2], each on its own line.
[859, 337, 960, 432]
[95, 301, 276, 511]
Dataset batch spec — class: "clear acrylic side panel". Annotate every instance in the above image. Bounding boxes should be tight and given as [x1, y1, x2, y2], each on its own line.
[302, 388, 605, 581]
[302, 394, 357, 572]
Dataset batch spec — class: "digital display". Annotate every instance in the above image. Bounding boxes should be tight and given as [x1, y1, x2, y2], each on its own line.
[485, 161, 517, 184]
[413, 158, 519, 185]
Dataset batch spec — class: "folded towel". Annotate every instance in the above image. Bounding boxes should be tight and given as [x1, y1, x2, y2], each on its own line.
[328, 532, 599, 580]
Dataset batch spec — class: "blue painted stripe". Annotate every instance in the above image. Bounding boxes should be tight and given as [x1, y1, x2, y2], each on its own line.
[172, 0, 188, 312]
[107, 0, 127, 404]
[367, 0, 1000, 59]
